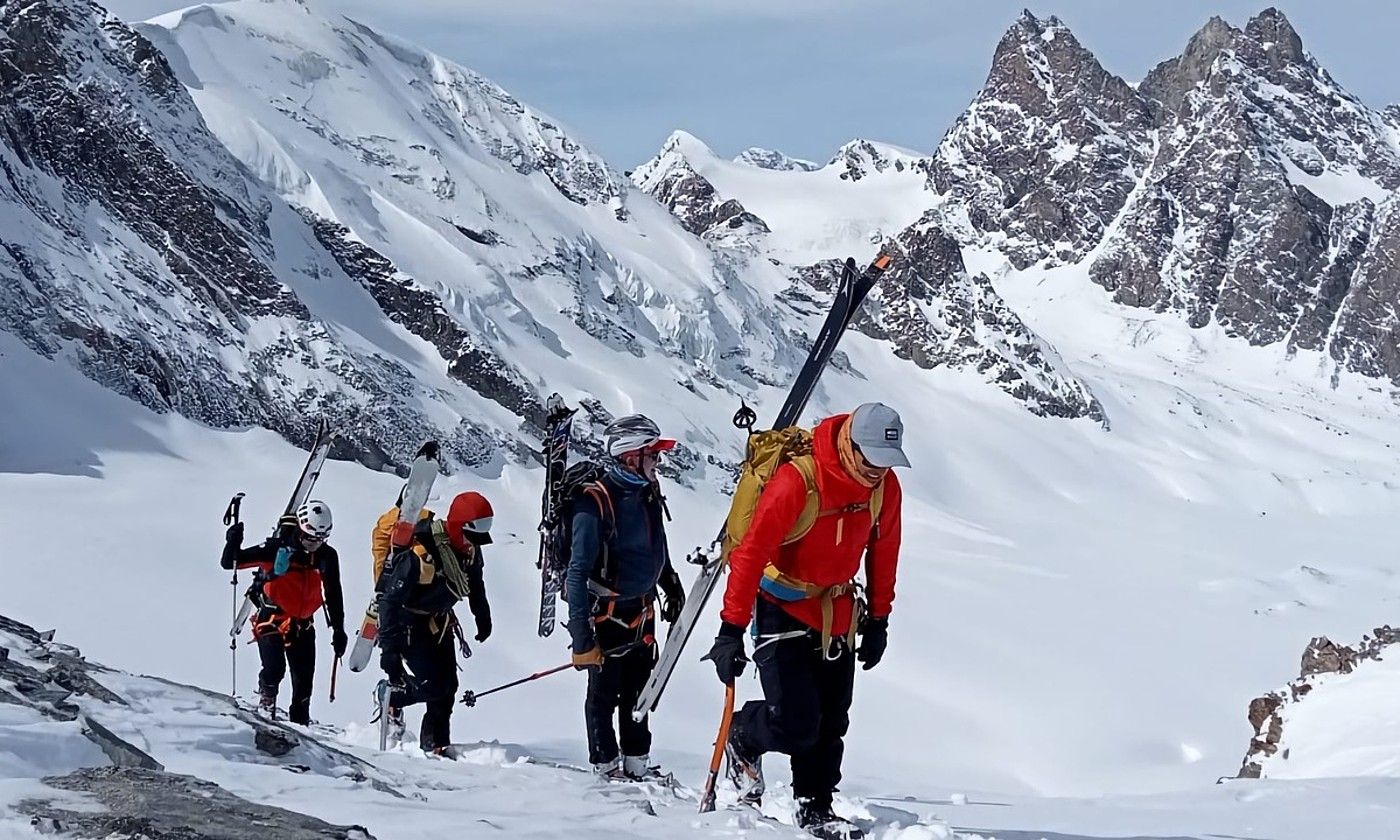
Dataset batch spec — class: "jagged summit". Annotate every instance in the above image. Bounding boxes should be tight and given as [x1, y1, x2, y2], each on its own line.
[1139, 15, 1238, 121]
[928, 9, 1151, 267]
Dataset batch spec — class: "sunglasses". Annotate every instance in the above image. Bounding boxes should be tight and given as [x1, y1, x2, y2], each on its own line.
[850, 443, 885, 474]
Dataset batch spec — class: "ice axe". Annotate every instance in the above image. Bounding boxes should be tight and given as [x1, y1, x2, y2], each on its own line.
[698, 683, 736, 813]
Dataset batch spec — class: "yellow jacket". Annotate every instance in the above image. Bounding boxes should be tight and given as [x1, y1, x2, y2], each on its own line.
[372, 506, 431, 583]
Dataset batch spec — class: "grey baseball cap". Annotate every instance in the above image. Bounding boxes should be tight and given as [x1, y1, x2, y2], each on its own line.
[849, 402, 910, 468]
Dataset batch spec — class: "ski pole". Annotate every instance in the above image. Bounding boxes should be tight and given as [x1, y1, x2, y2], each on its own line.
[460, 642, 642, 707]
[460, 663, 571, 707]
[698, 683, 736, 813]
[223, 492, 245, 697]
[329, 656, 340, 703]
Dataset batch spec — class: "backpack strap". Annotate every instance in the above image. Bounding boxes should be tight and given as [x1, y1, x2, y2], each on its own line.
[780, 456, 822, 545]
[583, 482, 618, 594]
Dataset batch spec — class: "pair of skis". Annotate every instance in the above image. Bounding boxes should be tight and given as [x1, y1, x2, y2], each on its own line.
[347, 441, 442, 673]
[641, 254, 892, 729]
[536, 394, 577, 637]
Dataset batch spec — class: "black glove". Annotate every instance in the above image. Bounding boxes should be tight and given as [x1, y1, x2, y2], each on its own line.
[380, 651, 405, 685]
[856, 616, 888, 671]
[225, 521, 244, 546]
[474, 613, 492, 643]
[567, 618, 596, 657]
[332, 627, 348, 658]
[277, 514, 300, 546]
[659, 568, 685, 624]
[702, 622, 748, 685]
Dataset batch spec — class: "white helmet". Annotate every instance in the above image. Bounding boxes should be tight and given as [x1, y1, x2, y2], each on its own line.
[604, 414, 676, 458]
[295, 500, 333, 539]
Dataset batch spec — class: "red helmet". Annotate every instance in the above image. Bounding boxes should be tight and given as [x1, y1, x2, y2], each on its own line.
[446, 491, 494, 550]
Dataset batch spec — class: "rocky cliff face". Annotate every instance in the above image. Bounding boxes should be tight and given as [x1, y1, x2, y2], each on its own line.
[801, 218, 1103, 421]
[1237, 626, 1400, 779]
[1091, 9, 1400, 381]
[927, 11, 1153, 269]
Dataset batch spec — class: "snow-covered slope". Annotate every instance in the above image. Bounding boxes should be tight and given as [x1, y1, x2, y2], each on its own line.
[1, 610, 962, 839]
[634, 130, 933, 265]
[9, 2, 1400, 836]
[14, 608, 1400, 840]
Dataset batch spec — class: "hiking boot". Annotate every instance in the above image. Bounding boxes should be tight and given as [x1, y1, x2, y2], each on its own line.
[256, 690, 277, 721]
[796, 798, 864, 840]
[425, 745, 458, 760]
[723, 726, 764, 804]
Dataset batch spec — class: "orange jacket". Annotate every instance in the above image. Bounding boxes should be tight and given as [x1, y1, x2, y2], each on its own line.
[372, 506, 430, 584]
[720, 414, 902, 634]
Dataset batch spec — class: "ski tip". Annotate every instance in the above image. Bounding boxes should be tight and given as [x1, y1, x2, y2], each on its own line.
[872, 253, 892, 271]
[416, 440, 441, 460]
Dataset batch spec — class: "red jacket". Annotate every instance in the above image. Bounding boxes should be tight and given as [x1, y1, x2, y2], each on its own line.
[720, 414, 902, 634]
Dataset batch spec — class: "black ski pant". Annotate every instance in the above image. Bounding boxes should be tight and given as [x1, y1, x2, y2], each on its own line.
[388, 613, 459, 751]
[585, 599, 656, 765]
[255, 615, 316, 725]
[733, 598, 856, 807]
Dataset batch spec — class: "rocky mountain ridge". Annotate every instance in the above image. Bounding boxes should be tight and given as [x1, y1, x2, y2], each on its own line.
[639, 7, 1400, 396]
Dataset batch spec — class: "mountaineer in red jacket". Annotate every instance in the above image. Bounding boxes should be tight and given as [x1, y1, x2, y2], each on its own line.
[222, 500, 346, 724]
[705, 403, 907, 840]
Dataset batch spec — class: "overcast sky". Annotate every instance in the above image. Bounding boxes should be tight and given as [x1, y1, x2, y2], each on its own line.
[104, 0, 1400, 169]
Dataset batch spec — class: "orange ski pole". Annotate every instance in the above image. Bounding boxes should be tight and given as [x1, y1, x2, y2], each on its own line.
[698, 682, 736, 813]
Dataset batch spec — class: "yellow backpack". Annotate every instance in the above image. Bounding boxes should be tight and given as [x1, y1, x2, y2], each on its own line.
[720, 426, 884, 564]
[372, 506, 431, 583]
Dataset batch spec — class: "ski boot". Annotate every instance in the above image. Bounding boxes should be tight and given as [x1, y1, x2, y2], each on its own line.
[623, 754, 674, 785]
[796, 799, 864, 840]
[425, 745, 459, 761]
[592, 757, 629, 782]
[724, 727, 764, 805]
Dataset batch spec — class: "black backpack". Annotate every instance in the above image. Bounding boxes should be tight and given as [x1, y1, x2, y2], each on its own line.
[547, 461, 615, 601]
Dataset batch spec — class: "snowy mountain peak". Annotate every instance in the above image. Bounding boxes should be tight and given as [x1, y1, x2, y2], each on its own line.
[658, 128, 718, 162]
[1009, 8, 1069, 40]
[631, 132, 769, 241]
[825, 138, 926, 182]
[733, 146, 819, 172]
[152, 0, 628, 210]
[929, 10, 1151, 267]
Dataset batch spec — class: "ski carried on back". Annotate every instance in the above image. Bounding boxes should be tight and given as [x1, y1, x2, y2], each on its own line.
[348, 441, 442, 673]
[633, 254, 891, 720]
[228, 418, 336, 638]
[536, 394, 577, 637]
